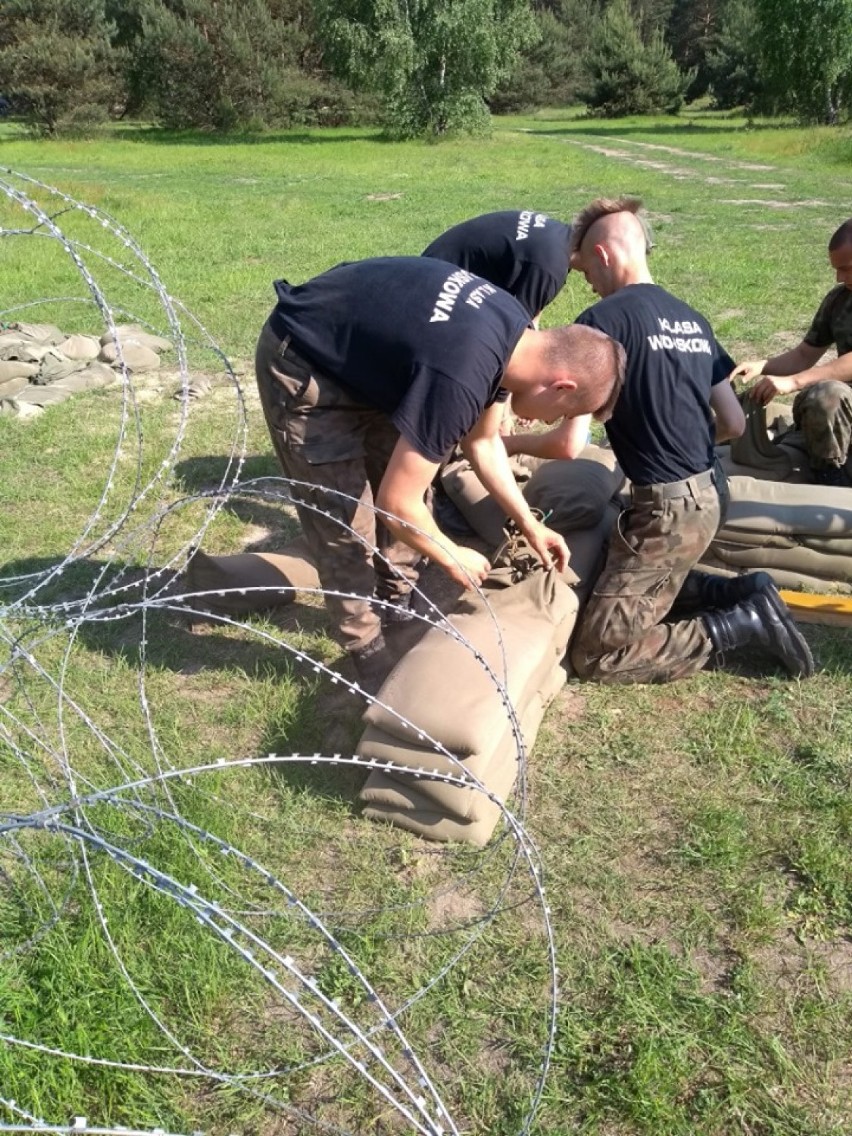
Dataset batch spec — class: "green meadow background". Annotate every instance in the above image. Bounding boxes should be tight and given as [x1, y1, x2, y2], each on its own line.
[0, 109, 850, 1135]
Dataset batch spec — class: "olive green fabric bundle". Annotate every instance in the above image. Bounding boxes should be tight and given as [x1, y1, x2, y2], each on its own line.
[359, 665, 565, 847]
[698, 475, 852, 589]
[184, 537, 320, 614]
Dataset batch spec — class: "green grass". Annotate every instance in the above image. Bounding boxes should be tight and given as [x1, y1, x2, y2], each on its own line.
[1, 110, 851, 1134]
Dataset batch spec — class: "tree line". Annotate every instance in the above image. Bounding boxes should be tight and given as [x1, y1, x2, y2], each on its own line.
[1, 0, 850, 138]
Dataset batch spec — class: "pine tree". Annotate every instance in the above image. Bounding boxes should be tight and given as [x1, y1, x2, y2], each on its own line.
[129, 0, 353, 130]
[579, 0, 691, 116]
[704, 0, 760, 110]
[666, 0, 724, 99]
[491, 0, 594, 113]
[0, 0, 123, 134]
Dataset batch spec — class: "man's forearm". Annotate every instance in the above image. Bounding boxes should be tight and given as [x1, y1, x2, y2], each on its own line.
[382, 498, 466, 572]
[464, 436, 540, 536]
[781, 353, 852, 390]
[763, 342, 825, 376]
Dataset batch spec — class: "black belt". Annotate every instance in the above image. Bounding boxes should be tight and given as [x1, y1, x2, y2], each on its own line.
[631, 467, 716, 502]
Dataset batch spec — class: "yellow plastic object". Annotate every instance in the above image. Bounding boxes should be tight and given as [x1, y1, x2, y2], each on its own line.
[779, 590, 852, 627]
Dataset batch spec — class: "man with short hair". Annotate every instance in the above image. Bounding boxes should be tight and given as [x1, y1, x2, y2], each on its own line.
[255, 255, 625, 691]
[568, 196, 814, 684]
[732, 217, 852, 486]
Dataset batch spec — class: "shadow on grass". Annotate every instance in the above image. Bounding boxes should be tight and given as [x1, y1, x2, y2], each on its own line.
[2, 552, 368, 806]
[173, 454, 303, 549]
[519, 120, 791, 140]
[110, 126, 389, 147]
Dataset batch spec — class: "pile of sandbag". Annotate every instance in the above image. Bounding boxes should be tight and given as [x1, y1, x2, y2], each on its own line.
[698, 476, 852, 593]
[356, 448, 625, 846]
[0, 322, 171, 416]
[180, 448, 626, 846]
[708, 397, 852, 592]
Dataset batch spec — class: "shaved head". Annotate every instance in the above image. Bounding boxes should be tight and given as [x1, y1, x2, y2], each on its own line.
[570, 196, 653, 261]
[569, 196, 654, 297]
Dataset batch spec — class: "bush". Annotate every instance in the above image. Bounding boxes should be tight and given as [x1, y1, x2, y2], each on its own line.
[53, 102, 110, 139]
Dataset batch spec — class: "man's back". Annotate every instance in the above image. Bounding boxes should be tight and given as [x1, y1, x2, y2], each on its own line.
[268, 256, 529, 461]
[575, 283, 734, 485]
[422, 210, 571, 319]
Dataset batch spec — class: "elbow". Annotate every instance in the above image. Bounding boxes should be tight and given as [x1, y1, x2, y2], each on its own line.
[548, 439, 584, 461]
[375, 483, 401, 521]
[719, 415, 746, 443]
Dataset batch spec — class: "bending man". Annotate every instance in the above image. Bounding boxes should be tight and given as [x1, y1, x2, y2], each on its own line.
[255, 255, 625, 692]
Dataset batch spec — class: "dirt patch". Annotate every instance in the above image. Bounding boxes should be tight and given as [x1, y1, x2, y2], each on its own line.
[720, 198, 832, 209]
[428, 882, 488, 930]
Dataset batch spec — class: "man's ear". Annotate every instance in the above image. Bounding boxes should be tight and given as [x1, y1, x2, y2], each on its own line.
[555, 376, 578, 392]
[594, 242, 610, 267]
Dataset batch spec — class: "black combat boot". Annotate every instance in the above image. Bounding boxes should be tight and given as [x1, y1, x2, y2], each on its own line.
[702, 591, 815, 678]
[351, 633, 396, 696]
[670, 569, 775, 617]
[375, 590, 417, 626]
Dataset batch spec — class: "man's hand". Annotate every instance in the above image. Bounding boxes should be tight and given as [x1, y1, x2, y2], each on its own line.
[525, 520, 569, 573]
[730, 359, 767, 383]
[444, 545, 491, 589]
[747, 374, 798, 405]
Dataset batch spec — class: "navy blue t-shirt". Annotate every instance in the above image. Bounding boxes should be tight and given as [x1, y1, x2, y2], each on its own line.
[268, 256, 530, 462]
[574, 283, 735, 486]
[422, 210, 572, 320]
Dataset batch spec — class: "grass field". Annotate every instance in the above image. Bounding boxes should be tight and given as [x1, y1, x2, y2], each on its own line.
[1, 108, 851, 1135]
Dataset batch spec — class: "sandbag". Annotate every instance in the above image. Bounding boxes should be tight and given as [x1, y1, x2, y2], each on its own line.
[359, 661, 566, 822]
[0, 360, 38, 382]
[359, 675, 560, 846]
[8, 322, 65, 344]
[521, 446, 624, 532]
[704, 539, 852, 585]
[99, 341, 162, 371]
[698, 475, 852, 591]
[696, 551, 852, 595]
[721, 476, 852, 538]
[100, 324, 173, 353]
[4, 383, 72, 408]
[36, 355, 89, 385]
[0, 375, 31, 400]
[440, 453, 535, 548]
[58, 334, 101, 361]
[363, 567, 577, 756]
[51, 366, 120, 395]
[718, 454, 811, 483]
[184, 537, 320, 614]
[729, 395, 797, 478]
[439, 443, 622, 549]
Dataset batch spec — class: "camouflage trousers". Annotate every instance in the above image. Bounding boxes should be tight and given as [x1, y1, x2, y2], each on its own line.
[570, 471, 723, 684]
[792, 380, 852, 473]
[254, 320, 420, 653]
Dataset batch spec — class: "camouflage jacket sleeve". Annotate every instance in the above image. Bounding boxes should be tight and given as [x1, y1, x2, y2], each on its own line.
[804, 284, 852, 355]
